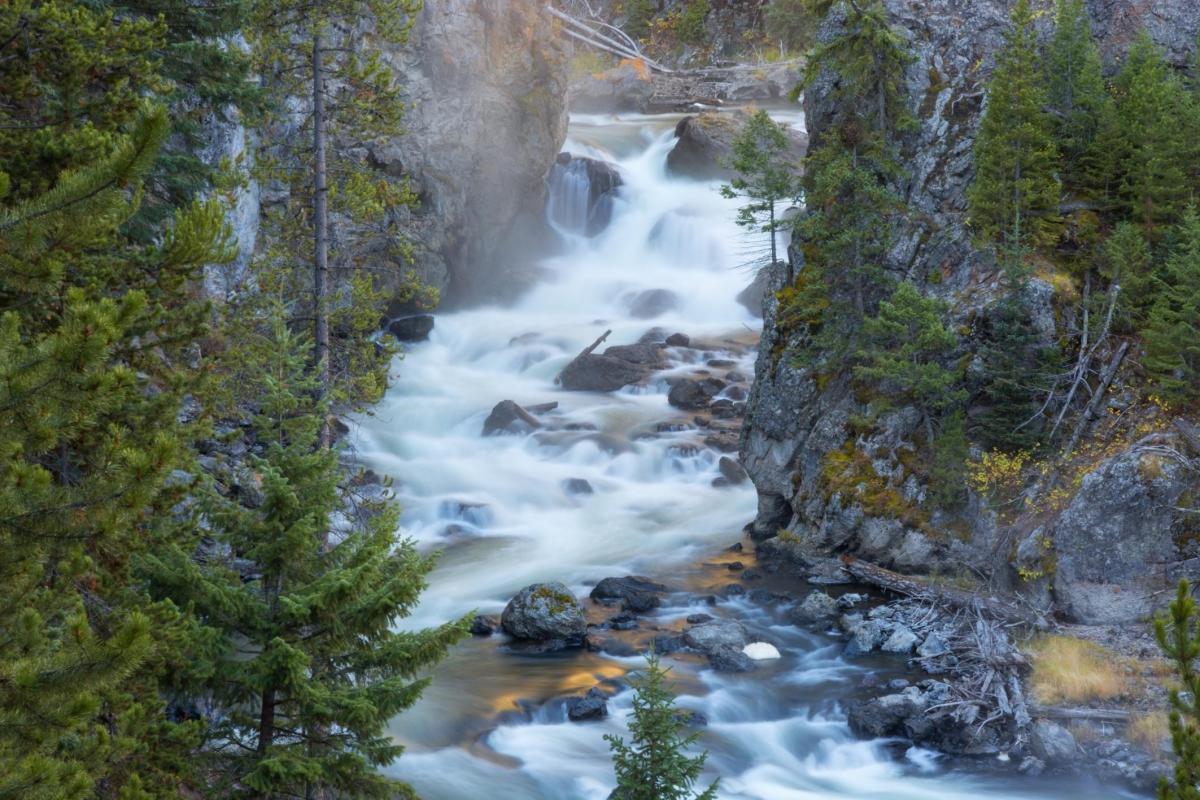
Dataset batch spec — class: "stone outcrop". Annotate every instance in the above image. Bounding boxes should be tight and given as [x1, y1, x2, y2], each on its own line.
[667, 110, 806, 181]
[741, 0, 1200, 599]
[501, 582, 587, 647]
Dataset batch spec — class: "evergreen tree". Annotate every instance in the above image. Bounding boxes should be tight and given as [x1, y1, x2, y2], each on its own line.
[1154, 579, 1200, 800]
[1110, 33, 1199, 235]
[0, 109, 232, 800]
[968, 0, 1061, 274]
[854, 281, 965, 440]
[248, 0, 423, 444]
[606, 654, 718, 800]
[975, 294, 1061, 452]
[676, 0, 710, 47]
[1102, 221, 1155, 326]
[624, 0, 656, 41]
[929, 410, 970, 511]
[721, 110, 802, 266]
[764, 0, 817, 54]
[142, 298, 467, 798]
[1044, 0, 1110, 197]
[1142, 208, 1200, 403]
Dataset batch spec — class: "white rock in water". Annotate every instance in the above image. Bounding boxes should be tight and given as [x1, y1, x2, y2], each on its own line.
[742, 642, 781, 660]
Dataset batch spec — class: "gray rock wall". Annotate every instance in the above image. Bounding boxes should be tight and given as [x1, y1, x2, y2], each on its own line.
[741, 0, 1200, 619]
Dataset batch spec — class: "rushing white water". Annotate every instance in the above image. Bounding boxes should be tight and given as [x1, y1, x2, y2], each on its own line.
[353, 111, 1137, 800]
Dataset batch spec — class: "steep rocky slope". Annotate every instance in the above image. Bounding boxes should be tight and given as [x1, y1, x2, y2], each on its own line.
[741, 0, 1200, 626]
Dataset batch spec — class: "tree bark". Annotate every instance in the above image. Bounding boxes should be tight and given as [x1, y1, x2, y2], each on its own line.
[313, 34, 332, 449]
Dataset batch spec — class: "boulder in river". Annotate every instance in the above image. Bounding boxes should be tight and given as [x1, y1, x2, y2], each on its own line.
[501, 582, 587, 646]
[566, 687, 609, 721]
[386, 314, 435, 342]
[683, 619, 748, 653]
[791, 591, 839, 624]
[668, 378, 726, 410]
[590, 576, 667, 613]
[469, 614, 499, 636]
[603, 342, 668, 368]
[482, 400, 543, 436]
[549, 154, 623, 237]
[563, 478, 594, 495]
[626, 289, 680, 319]
[666, 332, 691, 347]
[558, 354, 646, 392]
[666, 111, 805, 181]
[718, 456, 748, 485]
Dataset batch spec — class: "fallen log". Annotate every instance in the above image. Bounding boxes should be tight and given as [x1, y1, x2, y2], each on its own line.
[1029, 705, 1131, 723]
[554, 329, 611, 385]
[840, 556, 1050, 630]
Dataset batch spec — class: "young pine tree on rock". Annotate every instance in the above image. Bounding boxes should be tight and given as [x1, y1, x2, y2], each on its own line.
[607, 654, 718, 800]
[721, 109, 802, 268]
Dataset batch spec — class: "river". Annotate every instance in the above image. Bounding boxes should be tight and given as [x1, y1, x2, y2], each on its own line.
[353, 111, 1136, 800]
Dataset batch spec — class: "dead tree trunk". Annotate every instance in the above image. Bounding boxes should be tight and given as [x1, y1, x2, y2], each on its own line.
[313, 34, 332, 449]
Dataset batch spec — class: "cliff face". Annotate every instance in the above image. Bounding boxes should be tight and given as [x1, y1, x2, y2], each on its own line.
[741, 0, 1200, 625]
[379, 0, 569, 304]
[205, 1, 569, 306]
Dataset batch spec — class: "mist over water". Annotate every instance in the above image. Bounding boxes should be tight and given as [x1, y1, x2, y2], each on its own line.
[352, 112, 1136, 799]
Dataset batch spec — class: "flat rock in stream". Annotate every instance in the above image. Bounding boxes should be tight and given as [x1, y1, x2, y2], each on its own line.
[590, 576, 668, 613]
[604, 342, 668, 368]
[559, 354, 646, 392]
[668, 378, 726, 410]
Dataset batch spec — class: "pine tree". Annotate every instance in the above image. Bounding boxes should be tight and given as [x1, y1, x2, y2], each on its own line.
[1154, 579, 1200, 800]
[1044, 0, 1110, 197]
[1142, 208, 1200, 404]
[1110, 33, 1198, 236]
[1102, 221, 1155, 326]
[764, 0, 817, 54]
[968, 0, 1061, 273]
[606, 654, 719, 800]
[721, 110, 802, 266]
[676, 0, 709, 47]
[0, 109, 233, 800]
[624, 0, 656, 41]
[975, 294, 1061, 452]
[141, 297, 467, 798]
[854, 282, 965, 440]
[248, 0, 424, 443]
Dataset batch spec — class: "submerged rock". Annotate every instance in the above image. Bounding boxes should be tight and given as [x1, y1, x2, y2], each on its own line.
[563, 478, 594, 495]
[469, 614, 499, 636]
[668, 378, 726, 410]
[626, 288, 680, 320]
[501, 582, 586, 646]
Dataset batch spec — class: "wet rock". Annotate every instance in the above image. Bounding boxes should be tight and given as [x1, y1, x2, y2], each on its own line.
[726, 561, 745, 571]
[501, 582, 586, 646]
[483, 399, 543, 436]
[563, 478, 594, 495]
[650, 634, 687, 654]
[638, 327, 670, 344]
[590, 576, 667, 614]
[686, 613, 714, 624]
[437, 500, 493, 527]
[727, 542, 744, 552]
[606, 612, 638, 631]
[847, 687, 926, 738]
[844, 619, 887, 657]
[668, 378, 726, 410]
[550, 154, 622, 236]
[559, 354, 645, 392]
[836, 593, 866, 610]
[710, 399, 738, 419]
[386, 314, 435, 342]
[707, 647, 755, 672]
[604, 342, 668, 368]
[721, 583, 746, 597]
[881, 626, 919, 654]
[469, 614, 499, 636]
[1030, 719, 1077, 764]
[666, 332, 691, 347]
[626, 289, 680, 320]
[725, 370, 747, 383]
[707, 358, 737, 368]
[718, 456, 748, 485]
[1019, 756, 1046, 777]
[674, 709, 708, 726]
[683, 619, 748, 653]
[567, 687, 609, 721]
[917, 632, 950, 658]
[792, 591, 839, 624]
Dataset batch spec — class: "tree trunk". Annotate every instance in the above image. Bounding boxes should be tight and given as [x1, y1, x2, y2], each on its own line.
[768, 200, 777, 265]
[312, 34, 332, 449]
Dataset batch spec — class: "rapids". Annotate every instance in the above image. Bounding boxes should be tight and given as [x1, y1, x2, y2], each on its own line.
[352, 112, 1137, 800]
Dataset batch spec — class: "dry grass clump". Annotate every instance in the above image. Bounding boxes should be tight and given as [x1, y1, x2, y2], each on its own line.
[1027, 635, 1126, 705]
[1127, 711, 1170, 755]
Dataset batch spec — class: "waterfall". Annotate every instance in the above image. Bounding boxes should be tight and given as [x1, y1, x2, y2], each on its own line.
[352, 112, 1132, 800]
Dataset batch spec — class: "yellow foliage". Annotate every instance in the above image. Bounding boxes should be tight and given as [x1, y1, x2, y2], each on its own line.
[1027, 636, 1126, 705]
[966, 449, 1029, 503]
[1127, 711, 1170, 755]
